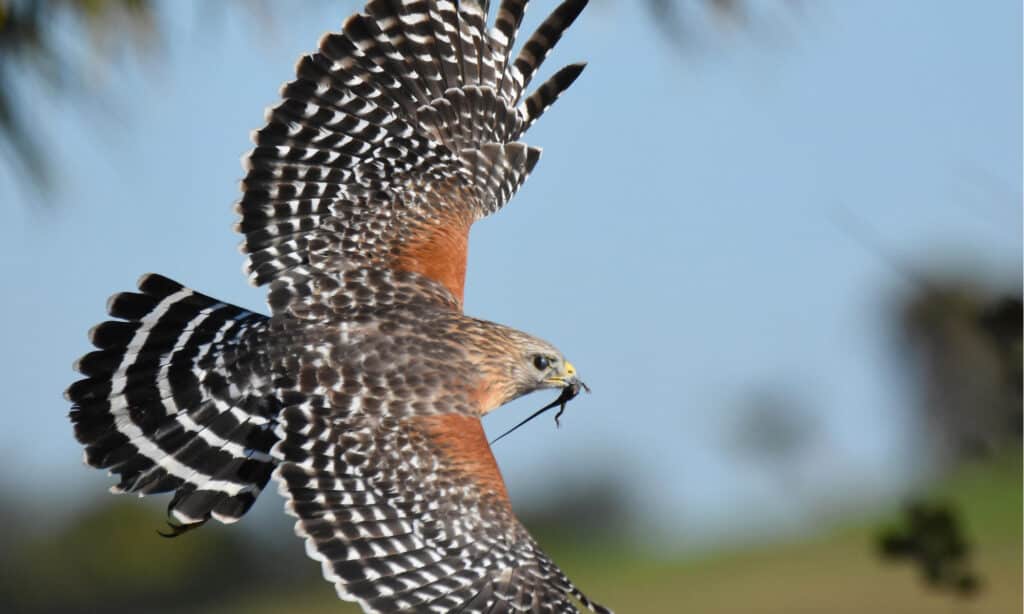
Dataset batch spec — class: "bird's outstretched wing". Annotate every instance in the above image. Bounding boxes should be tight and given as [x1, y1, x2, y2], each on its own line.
[273, 394, 611, 613]
[237, 0, 588, 315]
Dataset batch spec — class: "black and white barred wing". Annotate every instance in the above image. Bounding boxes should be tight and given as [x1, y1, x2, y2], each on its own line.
[273, 401, 612, 613]
[67, 275, 279, 527]
[238, 0, 588, 309]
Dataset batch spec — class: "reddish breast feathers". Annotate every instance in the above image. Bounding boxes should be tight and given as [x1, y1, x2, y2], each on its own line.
[392, 212, 471, 306]
[415, 414, 510, 504]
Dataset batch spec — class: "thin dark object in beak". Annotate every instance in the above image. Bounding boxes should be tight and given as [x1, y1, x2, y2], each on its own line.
[489, 380, 589, 445]
[555, 380, 590, 427]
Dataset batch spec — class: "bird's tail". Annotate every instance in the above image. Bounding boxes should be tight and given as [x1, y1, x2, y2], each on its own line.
[67, 274, 278, 530]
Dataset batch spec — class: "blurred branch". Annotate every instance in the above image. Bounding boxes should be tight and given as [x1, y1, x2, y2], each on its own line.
[0, 0, 159, 194]
[643, 0, 801, 50]
[0, 0, 324, 202]
[649, 0, 746, 32]
[3, 0, 795, 202]
[830, 204, 936, 294]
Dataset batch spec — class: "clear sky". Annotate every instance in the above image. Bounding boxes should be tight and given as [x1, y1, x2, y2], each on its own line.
[1, 0, 1020, 547]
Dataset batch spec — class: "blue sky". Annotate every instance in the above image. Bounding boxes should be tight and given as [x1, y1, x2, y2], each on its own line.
[1, 0, 1020, 547]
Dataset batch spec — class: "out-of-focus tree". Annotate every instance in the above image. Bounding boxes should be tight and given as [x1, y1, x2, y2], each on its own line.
[0, 0, 300, 198]
[517, 471, 637, 547]
[647, 0, 746, 35]
[0, 0, 160, 190]
[834, 199, 1020, 599]
[643, 0, 801, 50]
[879, 277, 1020, 600]
[900, 281, 1022, 464]
[835, 200, 1021, 464]
[0, 496, 330, 612]
[728, 388, 818, 493]
[1, 0, 798, 199]
[877, 500, 980, 597]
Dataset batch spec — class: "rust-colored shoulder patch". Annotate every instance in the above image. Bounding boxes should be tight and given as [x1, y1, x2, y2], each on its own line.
[392, 211, 471, 307]
[469, 379, 506, 416]
[414, 414, 510, 504]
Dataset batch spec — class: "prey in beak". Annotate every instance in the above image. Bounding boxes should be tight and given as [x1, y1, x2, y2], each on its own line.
[544, 360, 580, 389]
[490, 369, 590, 445]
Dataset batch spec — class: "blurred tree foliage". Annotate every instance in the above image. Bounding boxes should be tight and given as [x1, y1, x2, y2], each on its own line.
[644, 0, 801, 50]
[0, 0, 292, 197]
[729, 389, 817, 491]
[877, 279, 1021, 600]
[0, 479, 635, 612]
[877, 500, 980, 597]
[0, 0, 794, 198]
[900, 280, 1022, 463]
[517, 473, 636, 548]
[0, 497, 311, 613]
[0, 0, 159, 189]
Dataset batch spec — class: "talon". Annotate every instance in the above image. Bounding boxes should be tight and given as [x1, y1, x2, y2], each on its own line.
[158, 518, 207, 538]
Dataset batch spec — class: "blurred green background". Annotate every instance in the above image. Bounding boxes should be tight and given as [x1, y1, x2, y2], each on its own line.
[1, 450, 1019, 612]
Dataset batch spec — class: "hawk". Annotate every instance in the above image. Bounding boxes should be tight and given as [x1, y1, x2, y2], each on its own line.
[66, 0, 609, 612]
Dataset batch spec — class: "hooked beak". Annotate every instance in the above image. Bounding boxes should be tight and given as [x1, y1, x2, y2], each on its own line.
[544, 361, 586, 390]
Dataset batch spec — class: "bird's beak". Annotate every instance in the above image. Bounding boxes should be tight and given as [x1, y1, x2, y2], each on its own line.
[545, 361, 587, 391]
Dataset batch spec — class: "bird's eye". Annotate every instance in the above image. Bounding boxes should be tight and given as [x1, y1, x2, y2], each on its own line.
[533, 355, 551, 371]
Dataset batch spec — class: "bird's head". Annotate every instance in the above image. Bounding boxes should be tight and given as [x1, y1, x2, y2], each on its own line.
[513, 338, 582, 397]
[463, 322, 585, 415]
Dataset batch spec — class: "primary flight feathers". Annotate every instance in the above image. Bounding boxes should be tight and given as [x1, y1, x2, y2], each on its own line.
[238, 0, 587, 308]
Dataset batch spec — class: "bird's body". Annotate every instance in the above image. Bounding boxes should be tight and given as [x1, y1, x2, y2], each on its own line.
[67, 1, 608, 611]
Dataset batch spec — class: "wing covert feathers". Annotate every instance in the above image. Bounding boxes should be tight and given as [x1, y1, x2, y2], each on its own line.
[273, 402, 612, 613]
[238, 0, 588, 310]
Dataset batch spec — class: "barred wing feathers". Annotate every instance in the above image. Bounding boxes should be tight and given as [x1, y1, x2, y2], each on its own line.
[238, 0, 588, 310]
[273, 398, 611, 613]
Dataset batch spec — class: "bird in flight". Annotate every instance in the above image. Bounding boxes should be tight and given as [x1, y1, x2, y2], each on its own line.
[66, 0, 609, 611]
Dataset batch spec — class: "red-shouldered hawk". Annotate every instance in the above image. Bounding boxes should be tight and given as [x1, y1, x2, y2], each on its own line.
[67, 1, 609, 611]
